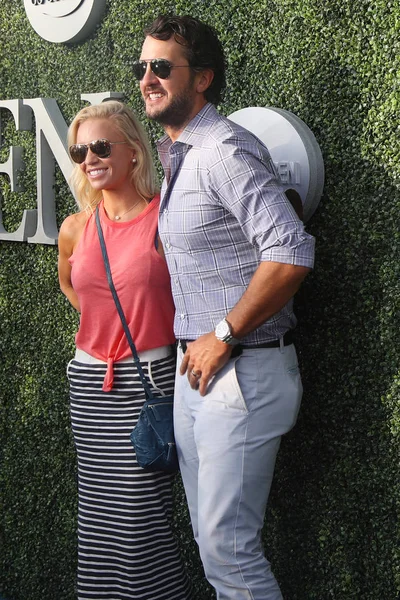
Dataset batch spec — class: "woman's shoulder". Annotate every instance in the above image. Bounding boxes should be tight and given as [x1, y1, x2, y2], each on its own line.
[59, 210, 90, 249]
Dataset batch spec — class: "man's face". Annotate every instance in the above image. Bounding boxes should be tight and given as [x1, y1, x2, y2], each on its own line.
[139, 35, 199, 133]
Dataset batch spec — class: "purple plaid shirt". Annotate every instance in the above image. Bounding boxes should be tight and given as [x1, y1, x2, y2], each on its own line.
[157, 103, 315, 344]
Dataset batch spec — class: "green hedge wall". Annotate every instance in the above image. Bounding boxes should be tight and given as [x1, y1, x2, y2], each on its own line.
[1, 0, 399, 599]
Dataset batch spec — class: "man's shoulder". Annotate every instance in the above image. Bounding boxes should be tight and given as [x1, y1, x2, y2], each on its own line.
[202, 114, 272, 172]
[185, 104, 253, 148]
[181, 104, 274, 174]
[203, 108, 253, 143]
[207, 110, 266, 152]
[195, 112, 261, 156]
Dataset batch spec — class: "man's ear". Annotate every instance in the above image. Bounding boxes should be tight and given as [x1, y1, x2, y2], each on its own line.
[196, 69, 214, 94]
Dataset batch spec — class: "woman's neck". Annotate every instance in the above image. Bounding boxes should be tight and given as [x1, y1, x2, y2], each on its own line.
[102, 188, 149, 222]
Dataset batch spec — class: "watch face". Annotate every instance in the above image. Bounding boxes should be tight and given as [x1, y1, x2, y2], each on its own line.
[215, 319, 230, 339]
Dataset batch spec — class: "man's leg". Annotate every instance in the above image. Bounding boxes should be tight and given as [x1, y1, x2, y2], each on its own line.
[175, 345, 302, 600]
[173, 349, 200, 541]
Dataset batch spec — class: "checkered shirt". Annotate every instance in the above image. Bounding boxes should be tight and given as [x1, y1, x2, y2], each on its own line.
[157, 103, 315, 344]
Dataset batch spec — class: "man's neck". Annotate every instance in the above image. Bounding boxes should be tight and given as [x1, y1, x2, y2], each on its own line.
[164, 99, 208, 142]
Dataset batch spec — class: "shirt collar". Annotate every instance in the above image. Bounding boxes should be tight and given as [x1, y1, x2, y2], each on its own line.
[156, 102, 220, 152]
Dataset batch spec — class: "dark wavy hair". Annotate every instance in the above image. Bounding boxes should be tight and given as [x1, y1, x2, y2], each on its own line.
[144, 15, 226, 106]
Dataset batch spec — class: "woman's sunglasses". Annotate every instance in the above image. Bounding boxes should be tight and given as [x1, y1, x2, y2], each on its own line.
[132, 59, 191, 81]
[69, 139, 127, 164]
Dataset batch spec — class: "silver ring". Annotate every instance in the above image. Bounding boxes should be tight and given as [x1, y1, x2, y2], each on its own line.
[191, 370, 200, 378]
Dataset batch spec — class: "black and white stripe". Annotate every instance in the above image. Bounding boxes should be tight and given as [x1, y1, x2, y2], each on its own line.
[68, 354, 191, 600]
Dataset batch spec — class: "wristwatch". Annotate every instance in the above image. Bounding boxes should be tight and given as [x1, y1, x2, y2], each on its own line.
[215, 318, 240, 346]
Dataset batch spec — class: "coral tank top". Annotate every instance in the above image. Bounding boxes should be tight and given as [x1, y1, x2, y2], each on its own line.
[69, 196, 175, 391]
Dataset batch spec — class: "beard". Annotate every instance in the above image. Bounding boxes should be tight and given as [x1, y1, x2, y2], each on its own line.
[145, 77, 196, 129]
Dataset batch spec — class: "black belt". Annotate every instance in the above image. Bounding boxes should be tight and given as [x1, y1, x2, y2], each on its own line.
[178, 331, 294, 357]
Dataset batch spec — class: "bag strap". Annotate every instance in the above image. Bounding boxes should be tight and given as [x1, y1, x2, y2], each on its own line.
[95, 205, 154, 400]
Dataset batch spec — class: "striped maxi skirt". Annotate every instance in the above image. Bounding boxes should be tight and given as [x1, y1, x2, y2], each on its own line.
[67, 349, 192, 600]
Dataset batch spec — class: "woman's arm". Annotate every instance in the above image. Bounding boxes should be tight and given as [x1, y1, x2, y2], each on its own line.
[57, 213, 86, 312]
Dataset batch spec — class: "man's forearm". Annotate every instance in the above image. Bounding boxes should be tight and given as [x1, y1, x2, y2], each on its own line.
[181, 260, 310, 395]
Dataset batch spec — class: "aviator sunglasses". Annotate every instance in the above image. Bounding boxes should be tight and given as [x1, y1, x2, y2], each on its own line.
[132, 58, 191, 81]
[69, 138, 127, 164]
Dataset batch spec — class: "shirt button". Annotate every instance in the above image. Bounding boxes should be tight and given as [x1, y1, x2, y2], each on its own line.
[165, 242, 170, 249]
[180, 314, 185, 320]
[174, 278, 179, 284]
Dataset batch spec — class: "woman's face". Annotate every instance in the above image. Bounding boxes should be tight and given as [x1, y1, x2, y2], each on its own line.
[76, 118, 135, 192]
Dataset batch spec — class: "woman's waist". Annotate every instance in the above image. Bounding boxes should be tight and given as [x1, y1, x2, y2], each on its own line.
[74, 345, 174, 365]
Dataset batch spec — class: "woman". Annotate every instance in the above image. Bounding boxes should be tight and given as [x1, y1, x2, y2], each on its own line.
[58, 101, 191, 600]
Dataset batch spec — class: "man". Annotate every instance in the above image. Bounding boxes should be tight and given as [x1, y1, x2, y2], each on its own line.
[135, 15, 315, 600]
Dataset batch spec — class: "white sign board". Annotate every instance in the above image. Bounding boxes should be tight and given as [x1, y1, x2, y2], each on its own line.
[24, 0, 107, 44]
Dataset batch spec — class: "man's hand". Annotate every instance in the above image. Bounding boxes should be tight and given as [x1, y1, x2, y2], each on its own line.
[180, 332, 233, 396]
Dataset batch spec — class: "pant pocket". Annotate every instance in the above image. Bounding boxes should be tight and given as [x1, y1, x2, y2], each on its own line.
[205, 357, 248, 412]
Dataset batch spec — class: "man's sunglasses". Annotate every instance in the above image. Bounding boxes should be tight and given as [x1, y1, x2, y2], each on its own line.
[69, 139, 127, 164]
[132, 59, 191, 81]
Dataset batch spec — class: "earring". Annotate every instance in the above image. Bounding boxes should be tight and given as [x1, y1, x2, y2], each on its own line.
[132, 157, 137, 164]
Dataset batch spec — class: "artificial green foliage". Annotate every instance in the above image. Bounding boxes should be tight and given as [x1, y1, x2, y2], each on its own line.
[0, 0, 399, 599]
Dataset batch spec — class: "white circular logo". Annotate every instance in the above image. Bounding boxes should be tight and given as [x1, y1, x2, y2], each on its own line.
[24, 0, 107, 44]
[228, 107, 324, 222]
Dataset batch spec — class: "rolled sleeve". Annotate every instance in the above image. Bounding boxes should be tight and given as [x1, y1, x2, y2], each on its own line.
[261, 231, 315, 267]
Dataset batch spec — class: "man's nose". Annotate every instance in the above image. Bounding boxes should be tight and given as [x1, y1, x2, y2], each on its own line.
[140, 62, 158, 85]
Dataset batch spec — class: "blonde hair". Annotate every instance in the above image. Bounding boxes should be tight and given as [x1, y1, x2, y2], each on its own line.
[67, 101, 159, 212]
